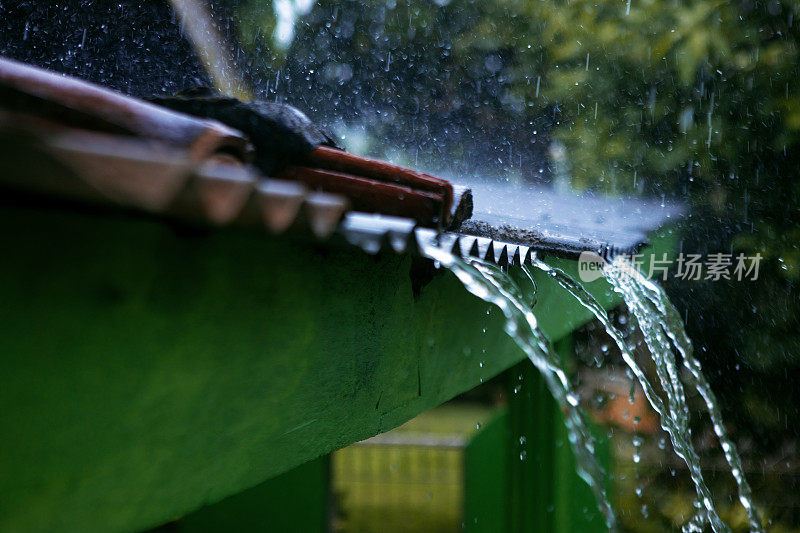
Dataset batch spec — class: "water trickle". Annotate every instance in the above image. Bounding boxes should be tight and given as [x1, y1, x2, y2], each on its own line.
[419, 245, 617, 530]
[527, 257, 730, 532]
[420, 239, 761, 532]
[604, 257, 763, 532]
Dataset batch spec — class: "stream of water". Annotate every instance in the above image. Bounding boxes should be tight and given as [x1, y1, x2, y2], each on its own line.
[419, 240, 762, 532]
[420, 244, 618, 530]
[527, 258, 725, 532]
[604, 258, 763, 532]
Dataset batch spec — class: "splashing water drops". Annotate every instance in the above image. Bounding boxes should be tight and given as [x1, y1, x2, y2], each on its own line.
[421, 239, 761, 532]
[527, 258, 730, 532]
[420, 245, 618, 530]
[604, 264, 729, 531]
[609, 258, 763, 532]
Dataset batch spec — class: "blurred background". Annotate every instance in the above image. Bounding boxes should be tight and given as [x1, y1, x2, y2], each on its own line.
[4, 0, 799, 530]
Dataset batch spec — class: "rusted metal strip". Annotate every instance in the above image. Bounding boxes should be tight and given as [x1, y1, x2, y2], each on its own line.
[276, 165, 444, 227]
[305, 145, 454, 218]
[147, 92, 457, 227]
[0, 57, 253, 162]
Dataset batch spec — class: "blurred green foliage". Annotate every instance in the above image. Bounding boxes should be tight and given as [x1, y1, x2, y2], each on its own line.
[521, 0, 800, 269]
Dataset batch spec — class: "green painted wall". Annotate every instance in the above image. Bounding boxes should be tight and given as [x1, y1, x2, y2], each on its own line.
[464, 411, 510, 533]
[0, 203, 648, 532]
[172, 456, 329, 533]
[464, 339, 611, 533]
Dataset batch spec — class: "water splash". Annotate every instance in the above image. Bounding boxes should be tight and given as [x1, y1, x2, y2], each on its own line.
[605, 258, 763, 532]
[419, 245, 617, 530]
[528, 258, 729, 532]
[420, 237, 761, 532]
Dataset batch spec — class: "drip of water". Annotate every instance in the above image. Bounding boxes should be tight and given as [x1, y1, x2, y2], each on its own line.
[419, 245, 617, 530]
[606, 258, 763, 532]
[527, 258, 729, 532]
